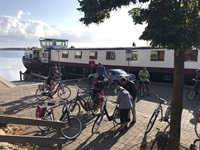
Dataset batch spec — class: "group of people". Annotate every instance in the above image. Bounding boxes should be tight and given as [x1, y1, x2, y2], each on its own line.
[96, 63, 150, 131]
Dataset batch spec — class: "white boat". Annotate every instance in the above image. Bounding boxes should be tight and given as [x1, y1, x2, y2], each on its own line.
[22, 37, 198, 85]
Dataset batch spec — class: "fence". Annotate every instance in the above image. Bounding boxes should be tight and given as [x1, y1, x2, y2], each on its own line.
[0, 114, 66, 150]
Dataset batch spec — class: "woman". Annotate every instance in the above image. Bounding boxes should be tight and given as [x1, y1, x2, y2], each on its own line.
[115, 86, 133, 131]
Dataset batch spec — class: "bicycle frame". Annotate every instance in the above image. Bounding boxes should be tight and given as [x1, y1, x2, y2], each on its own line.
[103, 99, 118, 121]
[145, 94, 171, 133]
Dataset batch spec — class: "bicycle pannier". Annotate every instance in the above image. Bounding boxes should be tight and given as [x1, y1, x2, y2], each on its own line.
[97, 93, 104, 106]
[36, 105, 47, 118]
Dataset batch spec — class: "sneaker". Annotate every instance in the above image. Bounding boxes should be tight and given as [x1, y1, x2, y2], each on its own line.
[130, 120, 136, 125]
[124, 126, 128, 130]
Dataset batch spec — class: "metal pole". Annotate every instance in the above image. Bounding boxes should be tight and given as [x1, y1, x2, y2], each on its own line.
[128, 60, 130, 73]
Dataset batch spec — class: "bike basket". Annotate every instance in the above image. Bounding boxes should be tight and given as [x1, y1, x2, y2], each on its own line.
[35, 105, 47, 118]
[197, 111, 200, 122]
[97, 93, 104, 106]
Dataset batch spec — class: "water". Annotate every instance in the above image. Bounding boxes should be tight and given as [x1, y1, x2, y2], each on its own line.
[0, 50, 26, 81]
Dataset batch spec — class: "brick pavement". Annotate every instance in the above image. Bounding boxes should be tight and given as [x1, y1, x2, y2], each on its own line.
[0, 78, 198, 150]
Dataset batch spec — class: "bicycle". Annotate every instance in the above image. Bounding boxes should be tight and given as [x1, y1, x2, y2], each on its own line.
[35, 100, 82, 140]
[187, 79, 200, 100]
[190, 139, 200, 150]
[145, 94, 171, 134]
[92, 75, 118, 93]
[195, 109, 200, 139]
[67, 84, 103, 116]
[92, 98, 120, 134]
[35, 77, 71, 101]
[138, 81, 148, 97]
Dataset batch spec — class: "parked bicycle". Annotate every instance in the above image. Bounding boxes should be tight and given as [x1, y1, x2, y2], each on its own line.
[187, 79, 200, 100]
[92, 99, 120, 134]
[190, 139, 200, 150]
[68, 84, 103, 116]
[145, 94, 171, 134]
[195, 109, 200, 139]
[35, 77, 71, 101]
[35, 100, 82, 140]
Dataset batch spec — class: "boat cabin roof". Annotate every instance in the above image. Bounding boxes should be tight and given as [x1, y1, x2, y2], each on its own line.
[39, 37, 69, 49]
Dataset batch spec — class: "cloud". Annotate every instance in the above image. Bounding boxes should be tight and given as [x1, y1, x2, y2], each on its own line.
[0, 9, 147, 48]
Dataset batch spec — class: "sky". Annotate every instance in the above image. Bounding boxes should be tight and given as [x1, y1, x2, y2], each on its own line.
[0, 0, 148, 48]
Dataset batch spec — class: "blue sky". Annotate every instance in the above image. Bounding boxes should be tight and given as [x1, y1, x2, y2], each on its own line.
[0, 0, 148, 48]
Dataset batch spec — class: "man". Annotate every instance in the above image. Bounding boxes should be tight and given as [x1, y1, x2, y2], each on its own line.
[96, 63, 107, 80]
[120, 77, 138, 125]
[46, 64, 59, 92]
[138, 67, 150, 94]
[195, 68, 200, 89]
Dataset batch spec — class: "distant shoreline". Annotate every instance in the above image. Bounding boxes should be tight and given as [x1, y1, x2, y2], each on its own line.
[0, 48, 25, 51]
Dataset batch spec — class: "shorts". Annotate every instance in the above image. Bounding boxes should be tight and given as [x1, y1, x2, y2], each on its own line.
[119, 109, 130, 124]
[47, 77, 53, 85]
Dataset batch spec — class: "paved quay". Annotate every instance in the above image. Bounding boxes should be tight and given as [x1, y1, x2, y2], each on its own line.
[0, 77, 198, 150]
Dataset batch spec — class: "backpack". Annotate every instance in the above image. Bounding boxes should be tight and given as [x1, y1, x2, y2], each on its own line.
[35, 105, 47, 118]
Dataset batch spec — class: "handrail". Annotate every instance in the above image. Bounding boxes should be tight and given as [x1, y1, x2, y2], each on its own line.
[0, 114, 66, 150]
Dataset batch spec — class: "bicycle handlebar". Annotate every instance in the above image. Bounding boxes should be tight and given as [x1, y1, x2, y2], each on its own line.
[153, 93, 170, 105]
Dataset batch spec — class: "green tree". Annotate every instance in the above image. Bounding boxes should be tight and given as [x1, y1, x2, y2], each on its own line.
[78, 0, 200, 149]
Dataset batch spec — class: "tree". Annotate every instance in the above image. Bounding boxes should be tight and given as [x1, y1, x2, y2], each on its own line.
[77, 0, 200, 149]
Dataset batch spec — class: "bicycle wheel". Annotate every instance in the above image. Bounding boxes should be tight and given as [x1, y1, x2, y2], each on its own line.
[92, 113, 103, 134]
[88, 97, 101, 115]
[61, 115, 82, 140]
[35, 85, 50, 101]
[190, 139, 200, 150]
[58, 85, 71, 100]
[195, 121, 200, 139]
[68, 101, 81, 116]
[36, 109, 54, 131]
[113, 107, 120, 125]
[187, 88, 197, 100]
[140, 85, 144, 98]
[145, 109, 159, 133]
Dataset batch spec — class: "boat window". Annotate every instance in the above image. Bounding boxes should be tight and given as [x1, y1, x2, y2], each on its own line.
[42, 53, 48, 58]
[62, 51, 69, 58]
[106, 51, 115, 60]
[75, 51, 82, 59]
[89, 51, 98, 59]
[184, 50, 198, 62]
[126, 51, 138, 61]
[150, 51, 164, 61]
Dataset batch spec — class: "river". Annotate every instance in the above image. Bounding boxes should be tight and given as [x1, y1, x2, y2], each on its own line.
[0, 50, 26, 81]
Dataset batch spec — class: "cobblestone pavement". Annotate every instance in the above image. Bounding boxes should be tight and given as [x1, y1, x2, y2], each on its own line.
[0, 79, 198, 150]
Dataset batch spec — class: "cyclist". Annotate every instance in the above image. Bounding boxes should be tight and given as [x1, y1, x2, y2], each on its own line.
[120, 77, 137, 125]
[138, 67, 150, 95]
[46, 64, 59, 92]
[96, 63, 107, 80]
[115, 86, 133, 131]
[194, 68, 200, 89]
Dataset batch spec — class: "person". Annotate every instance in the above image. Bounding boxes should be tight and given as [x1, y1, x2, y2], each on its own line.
[138, 67, 150, 94]
[115, 86, 133, 131]
[96, 63, 107, 80]
[120, 77, 137, 125]
[46, 64, 59, 92]
[195, 68, 200, 89]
